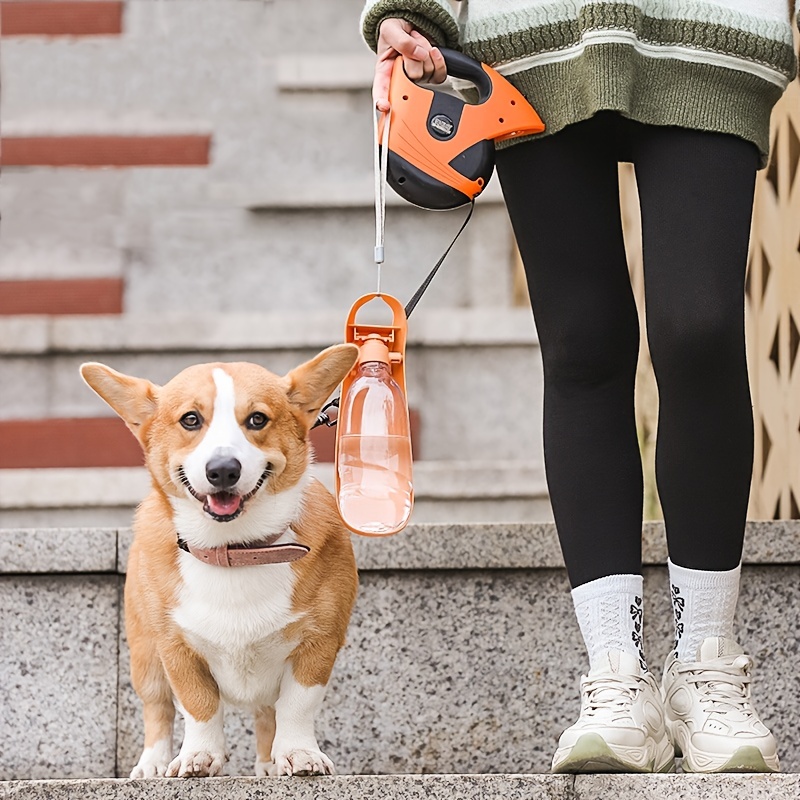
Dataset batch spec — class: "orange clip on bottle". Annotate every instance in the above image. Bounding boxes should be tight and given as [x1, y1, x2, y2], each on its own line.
[335, 293, 413, 536]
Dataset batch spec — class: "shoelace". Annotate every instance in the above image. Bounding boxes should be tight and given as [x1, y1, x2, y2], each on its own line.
[582, 675, 643, 722]
[676, 655, 754, 716]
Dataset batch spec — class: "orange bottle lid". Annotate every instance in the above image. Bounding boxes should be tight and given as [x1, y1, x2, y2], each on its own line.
[358, 334, 391, 365]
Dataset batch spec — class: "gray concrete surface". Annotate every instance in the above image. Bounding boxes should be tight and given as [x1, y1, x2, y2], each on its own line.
[0, 576, 119, 779]
[3, 774, 800, 799]
[1, 524, 799, 779]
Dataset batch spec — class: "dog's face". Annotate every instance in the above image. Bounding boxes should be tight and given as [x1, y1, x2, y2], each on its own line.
[80, 345, 357, 537]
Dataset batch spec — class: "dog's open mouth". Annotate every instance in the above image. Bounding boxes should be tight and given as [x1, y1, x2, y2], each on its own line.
[204, 491, 243, 521]
[177, 467, 271, 522]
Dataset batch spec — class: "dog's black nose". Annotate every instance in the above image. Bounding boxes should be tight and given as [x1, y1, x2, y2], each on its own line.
[206, 457, 241, 489]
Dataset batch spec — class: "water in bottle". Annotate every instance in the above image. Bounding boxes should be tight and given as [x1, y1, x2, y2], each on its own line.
[337, 336, 413, 535]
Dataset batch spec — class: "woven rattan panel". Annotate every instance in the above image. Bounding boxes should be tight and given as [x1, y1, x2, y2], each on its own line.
[748, 73, 800, 519]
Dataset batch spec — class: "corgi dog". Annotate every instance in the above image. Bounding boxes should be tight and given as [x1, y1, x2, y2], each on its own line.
[80, 344, 359, 778]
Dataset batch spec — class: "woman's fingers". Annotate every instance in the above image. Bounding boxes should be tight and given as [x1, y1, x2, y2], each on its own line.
[378, 18, 427, 60]
[374, 19, 418, 109]
[373, 18, 448, 110]
[427, 43, 448, 85]
[406, 31, 447, 83]
[372, 56, 394, 111]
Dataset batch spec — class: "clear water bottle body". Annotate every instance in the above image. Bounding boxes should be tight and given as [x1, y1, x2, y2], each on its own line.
[337, 360, 413, 535]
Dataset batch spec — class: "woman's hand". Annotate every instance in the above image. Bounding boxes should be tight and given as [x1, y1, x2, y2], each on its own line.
[373, 18, 447, 111]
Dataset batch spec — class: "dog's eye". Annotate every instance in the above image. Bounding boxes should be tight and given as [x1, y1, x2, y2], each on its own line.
[180, 412, 203, 431]
[246, 412, 269, 430]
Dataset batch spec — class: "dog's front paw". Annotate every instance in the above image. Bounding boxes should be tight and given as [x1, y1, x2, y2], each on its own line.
[255, 758, 273, 777]
[270, 748, 335, 777]
[130, 742, 172, 778]
[130, 761, 169, 779]
[166, 750, 226, 778]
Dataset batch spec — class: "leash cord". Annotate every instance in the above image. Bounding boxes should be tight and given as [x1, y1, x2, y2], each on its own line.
[403, 198, 474, 318]
[313, 103, 477, 431]
[312, 197, 475, 431]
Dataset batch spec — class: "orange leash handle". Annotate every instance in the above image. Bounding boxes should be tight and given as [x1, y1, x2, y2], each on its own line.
[378, 54, 545, 202]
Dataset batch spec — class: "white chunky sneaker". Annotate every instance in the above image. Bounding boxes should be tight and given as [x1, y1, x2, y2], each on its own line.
[552, 650, 675, 773]
[662, 636, 780, 773]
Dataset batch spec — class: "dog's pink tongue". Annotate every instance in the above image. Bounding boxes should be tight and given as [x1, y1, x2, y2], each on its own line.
[207, 493, 242, 516]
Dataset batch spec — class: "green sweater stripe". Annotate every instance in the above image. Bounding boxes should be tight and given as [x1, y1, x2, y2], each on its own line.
[466, 4, 796, 79]
[498, 43, 783, 165]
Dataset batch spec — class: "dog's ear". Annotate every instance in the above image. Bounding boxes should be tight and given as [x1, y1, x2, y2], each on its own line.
[285, 344, 359, 425]
[80, 362, 159, 436]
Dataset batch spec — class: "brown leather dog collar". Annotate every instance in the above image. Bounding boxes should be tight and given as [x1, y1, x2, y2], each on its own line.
[177, 534, 309, 567]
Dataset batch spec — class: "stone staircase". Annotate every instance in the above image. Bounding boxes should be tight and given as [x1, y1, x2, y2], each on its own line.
[0, 0, 518, 311]
[0, 307, 550, 527]
[3, 2, 799, 796]
[2, 521, 799, 787]
[0, 0, 546, 527]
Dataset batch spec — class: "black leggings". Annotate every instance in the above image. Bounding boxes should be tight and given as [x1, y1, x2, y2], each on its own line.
[495, 112, 759, 588]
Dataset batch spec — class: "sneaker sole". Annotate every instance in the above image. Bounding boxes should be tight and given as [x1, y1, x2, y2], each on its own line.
[680, 745, 780, 774]
[670, 722, 780, 773]
[552, 733, 675, 774]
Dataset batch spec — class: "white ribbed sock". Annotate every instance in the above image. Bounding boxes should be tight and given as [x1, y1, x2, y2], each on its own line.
[571, 574, 647, 672]
[668, 559, 741, 662]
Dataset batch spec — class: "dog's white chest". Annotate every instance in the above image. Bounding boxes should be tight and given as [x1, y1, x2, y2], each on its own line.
[172, 554, 302, 708]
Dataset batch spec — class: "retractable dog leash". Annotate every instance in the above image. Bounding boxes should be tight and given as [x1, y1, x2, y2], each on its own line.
[379, 48, 545, 209]
[323, 50, 545, 536]
[333, 110, 413, 536]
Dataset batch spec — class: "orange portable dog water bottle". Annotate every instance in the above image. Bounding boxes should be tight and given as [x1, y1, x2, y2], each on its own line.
[335, 293, 413, 536]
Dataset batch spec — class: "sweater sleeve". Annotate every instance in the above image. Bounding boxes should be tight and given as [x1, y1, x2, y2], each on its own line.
[360, 0, 460, 52]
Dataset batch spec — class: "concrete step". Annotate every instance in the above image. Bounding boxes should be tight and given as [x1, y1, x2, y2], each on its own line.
[1, 522, 798, 779]
[0, 462, 552, 528]
[0, 168, 517, 311]
[0, 308, 543, 464]
[4, 774, 800, 800]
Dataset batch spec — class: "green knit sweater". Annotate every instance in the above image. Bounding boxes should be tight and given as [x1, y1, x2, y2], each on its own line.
[361, 1, 799, 165]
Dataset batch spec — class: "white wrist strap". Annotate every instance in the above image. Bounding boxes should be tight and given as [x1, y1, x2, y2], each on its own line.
[373, 106, 391, 292]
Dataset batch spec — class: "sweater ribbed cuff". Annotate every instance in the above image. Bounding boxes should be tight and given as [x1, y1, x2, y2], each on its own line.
[361, 0, 460, 52]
